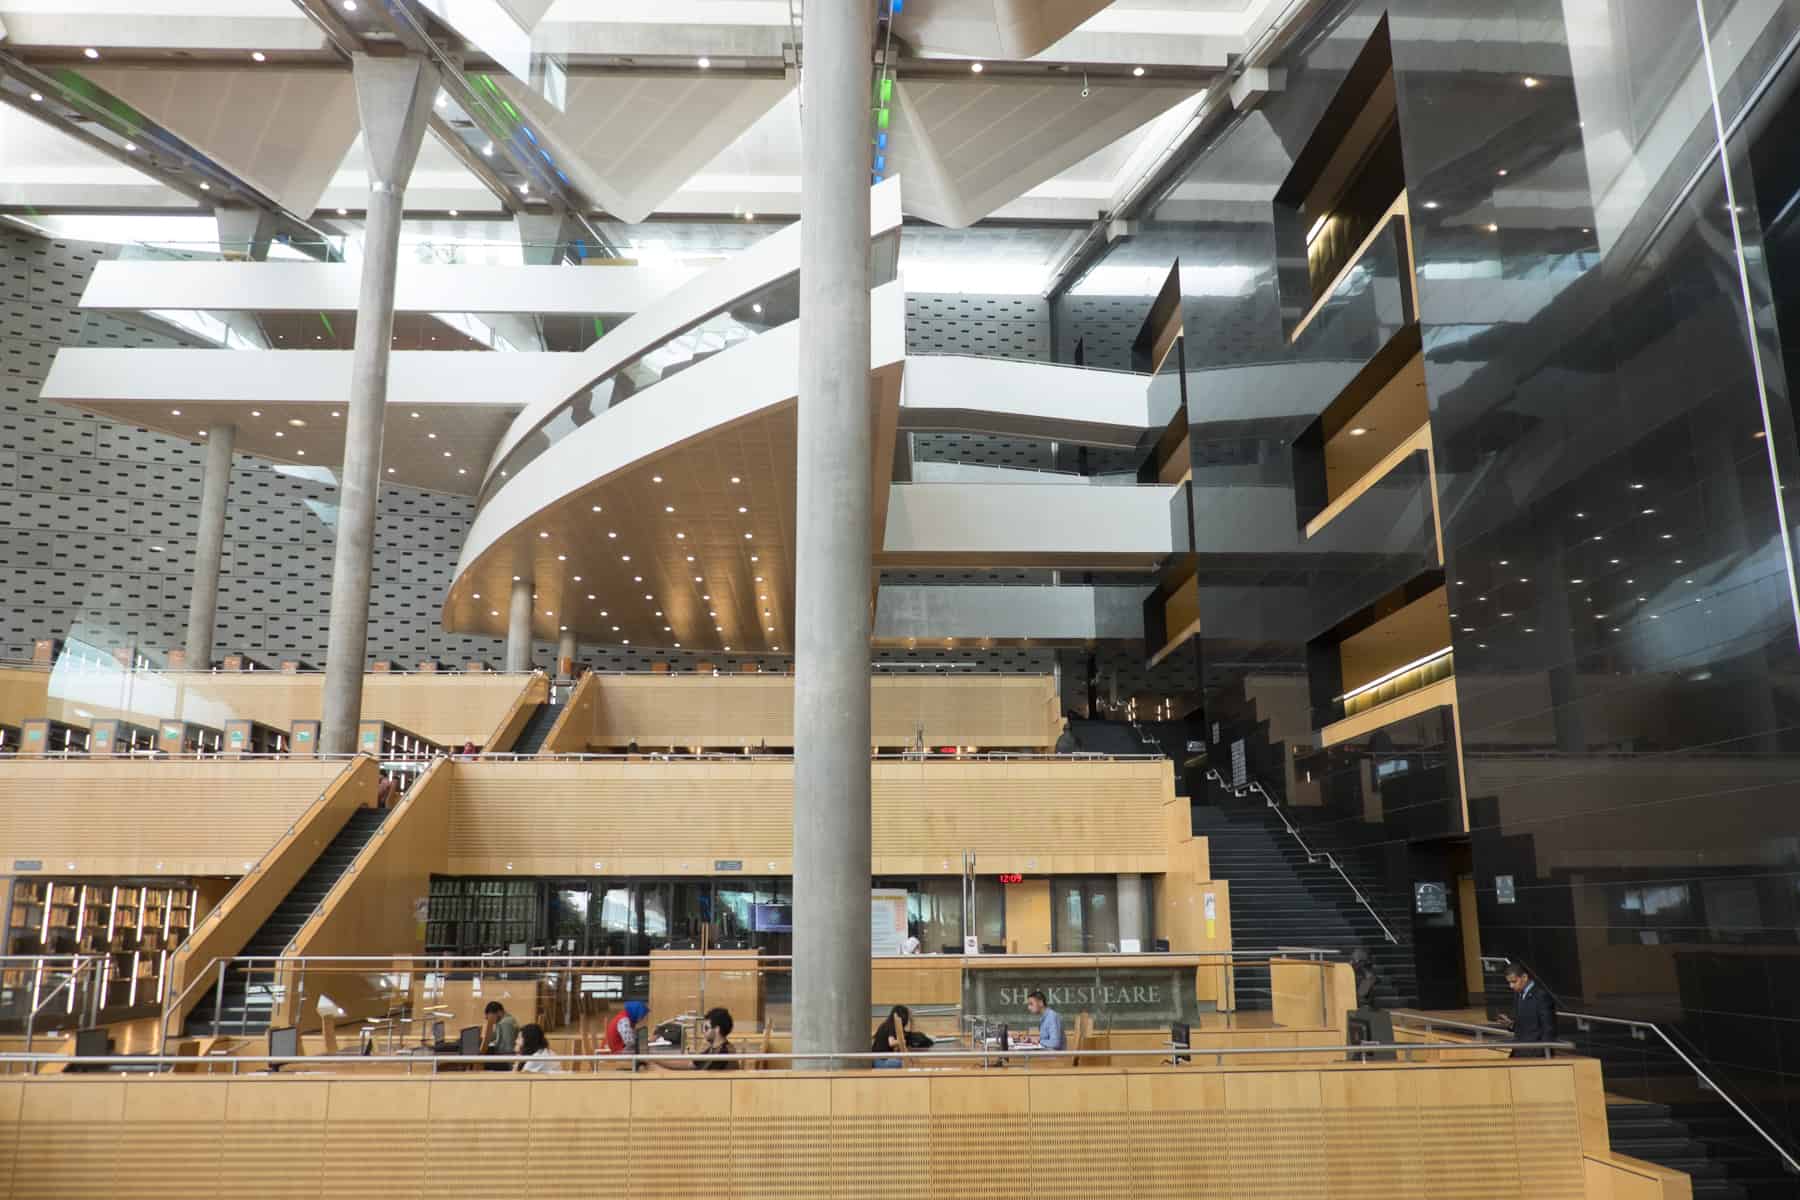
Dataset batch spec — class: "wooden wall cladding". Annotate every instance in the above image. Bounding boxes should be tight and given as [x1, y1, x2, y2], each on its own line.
[446, 759, 1173, 876]
[0, 759, 354, 876]
[577, 674, 1061, 749]
[0, 1059, 1603, 1198]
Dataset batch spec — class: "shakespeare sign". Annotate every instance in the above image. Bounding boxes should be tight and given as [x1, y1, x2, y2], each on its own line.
[966, 968, 1200, 1030]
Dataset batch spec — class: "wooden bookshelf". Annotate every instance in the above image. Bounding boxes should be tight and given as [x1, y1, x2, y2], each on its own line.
[3, 877, 200, 1014]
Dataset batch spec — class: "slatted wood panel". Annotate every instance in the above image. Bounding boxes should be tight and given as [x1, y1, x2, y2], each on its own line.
[578, 674, 1059, 748]
[0, 760, 350, 875]
[445, 759, 1173, 875]
[0, 1060, 1598, 1198]
[17, 671, 530, 749]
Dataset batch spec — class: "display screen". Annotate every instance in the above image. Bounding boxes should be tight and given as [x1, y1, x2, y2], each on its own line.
[997, 873, 1024, 885]
[752, 903, 792, 932]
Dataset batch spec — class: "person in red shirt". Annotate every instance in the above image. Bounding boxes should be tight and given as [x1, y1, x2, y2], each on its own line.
[605, 1001, 649, 1068]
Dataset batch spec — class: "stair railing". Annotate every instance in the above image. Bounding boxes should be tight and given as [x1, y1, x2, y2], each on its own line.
[1392, 1009, 1799, 1178]
[1204, 766, 1399, 946]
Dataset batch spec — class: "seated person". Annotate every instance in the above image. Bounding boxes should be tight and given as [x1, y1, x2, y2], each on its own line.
[515, 1023, 560, 1073]
[1024, 990, 1065, 1051]
[482, 1001, 518, 1071]
[605, 1000, 650, 1067]
[686, 1007, 740, 1070]
[871, 1004, 912, 1068]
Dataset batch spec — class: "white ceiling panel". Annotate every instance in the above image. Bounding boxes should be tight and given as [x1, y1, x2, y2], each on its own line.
[0, 106, 189, 209]
[81, 66, 361, 217]
[893, 0, 1114, 60]
[888, 78, 1200, 227]
[497, 72, 792, 223]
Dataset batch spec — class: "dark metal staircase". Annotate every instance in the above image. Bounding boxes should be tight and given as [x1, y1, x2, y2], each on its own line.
[1193, 802, 1417, 1009]
[510, 701, 565, 755]
[183, 807, 389, 1036]
[1605, 1102, 1796, 1198]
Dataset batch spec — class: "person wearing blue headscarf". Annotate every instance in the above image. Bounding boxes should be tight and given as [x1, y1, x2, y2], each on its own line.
[607, 1000, 650, 1065]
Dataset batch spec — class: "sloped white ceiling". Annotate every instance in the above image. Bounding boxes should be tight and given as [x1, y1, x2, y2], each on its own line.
[496, 72, 792, 223]
[893, 0, 1114, 59]
[887, 78, 1200, 227]
[81, 66, 360, 216]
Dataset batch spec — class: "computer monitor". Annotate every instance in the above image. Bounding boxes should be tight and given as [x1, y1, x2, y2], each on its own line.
[459, 1025, 482, 1056]
[997, 1023, 1010, 1052]
[267, 1025, 299, 1071]
[432, 1020, 445, 1045]
[1170, 1021, 1191, 1066]
[1346, 1009, 1396, 1061]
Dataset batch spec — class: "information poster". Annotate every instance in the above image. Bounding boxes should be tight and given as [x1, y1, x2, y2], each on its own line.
[870, 887, 909, 956]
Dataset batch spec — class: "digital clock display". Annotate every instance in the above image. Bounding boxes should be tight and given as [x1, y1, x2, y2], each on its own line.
[997, 873, 1024, 885]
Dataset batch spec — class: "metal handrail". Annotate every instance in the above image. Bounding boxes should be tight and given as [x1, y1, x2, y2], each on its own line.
[10, 750, 1163, 765]
[1559, 1009, 1800, 1177]
[1204, 767, 1399, 945]
[0, 1041, 1577, 1074]
[1388, 1011, 1510, 1040]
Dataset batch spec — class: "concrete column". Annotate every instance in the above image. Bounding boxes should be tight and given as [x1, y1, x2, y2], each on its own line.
[790, 0, 876, 1065]
[514, 212, 580, 265]
[556, 629, 576, 676]
[214, 207, 273, 261]
[1116, 873, 1148, 950]
[318, 54, 440, 756]
[506, 579, 534, 673]
[183, 422, 236, 668]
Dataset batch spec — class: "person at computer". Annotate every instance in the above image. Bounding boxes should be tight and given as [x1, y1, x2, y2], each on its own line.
[482, 1000, 518, 1071]
[871, 1004, 912, 1068]
[606, 1000, 650, 1067]
[1024, 989, 1065, 1052]
[515, 1023, 561, 1073]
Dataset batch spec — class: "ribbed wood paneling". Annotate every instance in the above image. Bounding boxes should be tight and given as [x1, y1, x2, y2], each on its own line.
[575, 674, 1059, 748]
[445, 759, 1172, 875]
[0, 1060, 1595, 1198]
[0, 760, 350, 875]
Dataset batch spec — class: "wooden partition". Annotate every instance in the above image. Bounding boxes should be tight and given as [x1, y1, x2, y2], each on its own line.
[5, 668, 535, 749]
[570, 673, 1060, 749]
[164, 759, 377, 1033]
[444, 758, 1172, 875]
[0, 758, 356, 877]
[273, 759, 453, 1028]
[0, 1057, 1639, 1197]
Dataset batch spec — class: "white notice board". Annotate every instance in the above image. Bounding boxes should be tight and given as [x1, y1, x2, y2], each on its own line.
[870, 888, 909, 956]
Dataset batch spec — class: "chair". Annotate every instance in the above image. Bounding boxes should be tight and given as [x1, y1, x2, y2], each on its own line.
[756, 1024, 774, 1071]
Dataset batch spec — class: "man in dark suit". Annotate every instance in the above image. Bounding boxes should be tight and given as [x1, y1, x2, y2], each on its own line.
[1503, 961, 1556, 1057]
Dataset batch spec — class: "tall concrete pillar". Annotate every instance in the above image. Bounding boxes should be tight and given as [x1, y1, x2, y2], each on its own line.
[506, 579, 534, 673]
[790, 0, 876, 1064]
[215, 207, 274, 261]
[318, 54, 440, 756]
[183, 422, 236, 668]
[556, 629, 577, 676]
[1116, 873, 1148, 950]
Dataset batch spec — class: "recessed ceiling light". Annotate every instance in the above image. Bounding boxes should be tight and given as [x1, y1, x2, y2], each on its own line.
[608, 531, 617, 538]
[343, 0, 357, 9]
[124, 142, 137, 152]
[1423, 201, 1439, 209]
[539, 531, 550, 539]
[337, 207, 348, 216]
[622, 555, 631, 562]
[591, 505, 603, 512]
[751, 304, 762, 315]
[750, 555, 758, 562]
[387, 467, 395, 474]
[755, 576, 763, 583]
[737, 506, 748, 513]
[84, 48, 99, 59]
[1132, 66, 1146, 77]
[1487, 223, 1500, 232]
[698, 56, 711, 68]
[171, 408, 182, 416]
[448, 208, 459, 217]
[297, 449, 306, 456]
[573, 576, 582, 582]
[482, 142, 495, 157]
[252, 51, 267, 63]
[330, 410, 340, 418]
[676, 532, 686, 539]
[730, 476, 741, 484]
[518, 182, 530, 194]
[652, 475, 663, 483]
[1496, 168, 1508, 177]
[588, 594, 597, 600]
[251, 410, 262, 417]
[199, 182, 211, 191]
[288, 417, 306, 427]
[28, 91, 43, 102]
[557, 555, 566, 562]
[664, 505, 675, 513]
[970, 62, 984, 73]
[198, 430, 207, 437]
[274, 431, 284, 438]
[490, 609, 499, 616]
[1523, 76, 1539, 88]
[743, 532, 753, 539]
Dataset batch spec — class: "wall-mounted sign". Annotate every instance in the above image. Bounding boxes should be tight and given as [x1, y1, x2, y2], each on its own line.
[12, 860, 42, 872]
[713, 860, 743, 872]
[997, 873, 1024, 885]
[1414, 881, 1449, 915]
[1496, 875, 1517, 905]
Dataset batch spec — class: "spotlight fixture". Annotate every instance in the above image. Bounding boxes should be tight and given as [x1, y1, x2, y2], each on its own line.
[482, 142, 495, 157]
[1523, 76, 1540, 88]
[252, 51, 267, 62]
[1132, 66, 1146, 77]
[448, 208, 459, 217]
[652, 475, 664, 483]
[124, 142, 138, 152]
[337, 207, 348, 216]
[970, 62, 984, 73]
[698, 56, 711, 68]
[1348, 427, 1368, 437]
[84, 48, 99, 59]
[29, 91, 43, 102]
[200, 182, 211, 191]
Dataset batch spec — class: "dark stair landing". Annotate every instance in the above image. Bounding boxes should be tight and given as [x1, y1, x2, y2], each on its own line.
[1605, 1101, 1797, 1199]
[183, 807, 389, 1036]
[1192, 803, 1417, 1010]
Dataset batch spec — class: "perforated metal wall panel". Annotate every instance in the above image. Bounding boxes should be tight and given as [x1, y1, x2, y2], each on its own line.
[904, 293, 1049, 360]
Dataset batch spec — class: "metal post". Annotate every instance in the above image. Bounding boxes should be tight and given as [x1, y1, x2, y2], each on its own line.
[212, 958, 226, 1039]
[184, 422, 236, 668]
[318, 53, 440, 754]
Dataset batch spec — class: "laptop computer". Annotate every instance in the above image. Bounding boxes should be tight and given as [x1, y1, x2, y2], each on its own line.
[430, 1020, 460, 1053]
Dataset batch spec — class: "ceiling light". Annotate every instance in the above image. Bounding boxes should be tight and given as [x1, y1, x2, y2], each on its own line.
[674, 642, 682, 648]
[622, 555, 631, 562]
[755, 576, 763, 583]
[573, 576, 582, 582]
[544, 610, 553, 617]
[124, 142, 138, 152]
[252, 51, 267, 63]
[1132, 66, 1146, 77]
[288, 418, 306, 427]
[198, 430, 207, 437]
[518, 182, 530, 194]
[200, 182, 211, 191]
[1496, 168, 1508, 177]
[274, 431, 284, 438]
[730, 476, 741, 484]
[1487, 223, 1500, 232]
[652, 475, 663, 483]
[28, 92, 43, 102]
[337, 207, 349, 216]
[491, 609, 499, 616]
[665, 626, 672, 632]
[171, 408, 182, 416]
[608, 531, 617, 538]
[970, 62, 984, 73]
[539, 531, 550, 538]
[387, 467, 395, 474]
[330, 410, 340, 418]
[750, 555, 758, 562]
[698, 56, 711, 68]
[482, 142, 495, 157]
[1630, 482, 1645, 490]
[1523, 76, 1540, 88]
[744, 211, 755, 221]
[737, 506, 748, 514]
[676, 533, 686, 539]
[751, 304, 762, 315]
[655, 610, 663, 617]
[84, 48, 99, 59]
[557, 554, 566, 562]
[1348, 427, 1368, 436]
[592, 505, 603, 512]
[343, 0, 357, 9]
[296, 450, 306, 456]
[458, 467, 467, 475]
[612, 626, 620, 632]
[448, 208, 459, 217]
[644, 593, 652, 599]
[588, 594, 596, 600]
[743, 532, 753, 539]
[686, 555, 695, 562]
[1423, 201, 1439, 209]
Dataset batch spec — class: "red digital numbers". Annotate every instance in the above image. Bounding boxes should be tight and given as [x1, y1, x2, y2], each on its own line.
[997, 873, 1024, 885]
